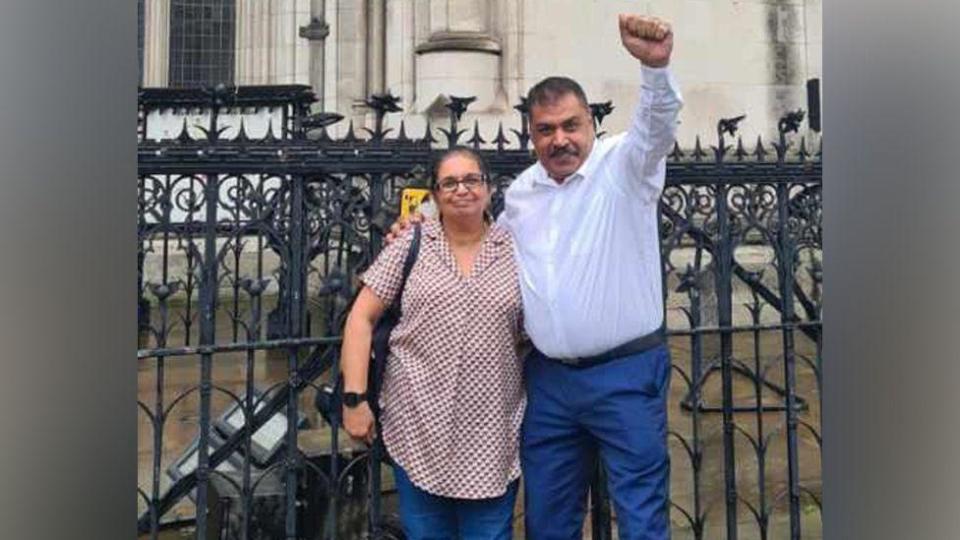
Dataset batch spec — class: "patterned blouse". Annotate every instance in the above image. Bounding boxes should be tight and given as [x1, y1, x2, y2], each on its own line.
[359, 218, 525, 499]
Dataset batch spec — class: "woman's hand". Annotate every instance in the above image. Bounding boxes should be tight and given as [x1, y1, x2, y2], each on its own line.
[342, 402, 376, 445]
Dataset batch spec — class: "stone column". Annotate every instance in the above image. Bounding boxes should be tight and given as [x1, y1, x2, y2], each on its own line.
[235, 0, 277, 85]
[235, 0, 253, 83]
[236, 0, 260, 84]
[367, 0, 387, 96]
[414, 0, 502, 112]
[384, 0, 416, 110]
[333, 0, 370, 128]
[143, 0, 170, 87]
[299, 0, 330, 105]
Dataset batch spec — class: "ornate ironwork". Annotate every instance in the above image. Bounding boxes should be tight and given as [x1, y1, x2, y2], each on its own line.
[138, 84, 822, 540]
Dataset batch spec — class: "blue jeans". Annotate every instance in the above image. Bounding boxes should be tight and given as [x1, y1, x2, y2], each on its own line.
[521, 344, 672, 540]
[393, 465, 518, 540]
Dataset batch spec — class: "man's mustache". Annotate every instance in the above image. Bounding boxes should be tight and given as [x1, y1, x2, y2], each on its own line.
[549, 146, 578, 158]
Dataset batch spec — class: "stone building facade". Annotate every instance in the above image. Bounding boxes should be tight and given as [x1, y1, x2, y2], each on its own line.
[139, 0, 822, 145]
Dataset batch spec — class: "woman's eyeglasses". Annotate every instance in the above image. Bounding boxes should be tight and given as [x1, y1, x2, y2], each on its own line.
[435, 174, 486, 193]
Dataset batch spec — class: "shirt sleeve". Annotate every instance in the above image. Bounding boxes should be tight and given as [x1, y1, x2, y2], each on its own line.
[495, 208, 510, 231]
[608, 65, 684, 203]
[358, 225, 417, 307]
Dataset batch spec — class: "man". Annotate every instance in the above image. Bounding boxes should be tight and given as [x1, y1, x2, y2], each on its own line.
[500, 14, 681, 539]
[391, 14, 682, 538]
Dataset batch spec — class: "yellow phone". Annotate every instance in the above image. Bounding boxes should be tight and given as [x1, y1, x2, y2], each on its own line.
[399, 188, 435, 219]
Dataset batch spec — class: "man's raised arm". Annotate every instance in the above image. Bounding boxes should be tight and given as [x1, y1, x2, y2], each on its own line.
[613, 14, 684, 202]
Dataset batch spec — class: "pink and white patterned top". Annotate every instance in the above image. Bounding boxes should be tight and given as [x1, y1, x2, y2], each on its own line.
[359, 218, 525, 499]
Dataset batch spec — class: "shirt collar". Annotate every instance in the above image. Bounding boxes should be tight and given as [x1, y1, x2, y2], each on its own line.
[422, 217, 508, 247]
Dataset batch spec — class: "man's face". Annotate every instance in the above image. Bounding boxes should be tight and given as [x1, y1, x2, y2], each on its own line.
[530, 93, 596, 181]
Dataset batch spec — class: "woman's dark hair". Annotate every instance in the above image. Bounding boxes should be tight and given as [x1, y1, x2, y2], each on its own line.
[427, 146, 491, 190]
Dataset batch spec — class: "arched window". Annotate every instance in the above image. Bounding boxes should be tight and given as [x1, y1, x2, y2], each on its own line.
[168, 0, 235, 87]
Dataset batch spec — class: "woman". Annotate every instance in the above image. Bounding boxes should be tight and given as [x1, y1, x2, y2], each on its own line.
[339, 148, 525, 540]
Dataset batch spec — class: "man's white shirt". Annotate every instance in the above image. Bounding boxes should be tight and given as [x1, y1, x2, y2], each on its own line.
[499, 66, 683, 358]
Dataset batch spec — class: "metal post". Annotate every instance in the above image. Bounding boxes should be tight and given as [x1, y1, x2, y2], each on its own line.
[715, 179, 738, 540]
[778, 181, 802, 539]
[285, 172, 307, 539]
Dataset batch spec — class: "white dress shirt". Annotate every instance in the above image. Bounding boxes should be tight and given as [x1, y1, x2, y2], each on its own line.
[499, 66, 683, 358]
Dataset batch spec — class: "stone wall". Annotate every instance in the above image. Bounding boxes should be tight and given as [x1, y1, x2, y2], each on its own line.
[140, 0, 823, 147]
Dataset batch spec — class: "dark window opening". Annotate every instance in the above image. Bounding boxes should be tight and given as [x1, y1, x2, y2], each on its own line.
[168, 0, 235, 88]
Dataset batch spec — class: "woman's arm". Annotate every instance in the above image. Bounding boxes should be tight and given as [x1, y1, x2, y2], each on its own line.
[340, 286, 387, 444]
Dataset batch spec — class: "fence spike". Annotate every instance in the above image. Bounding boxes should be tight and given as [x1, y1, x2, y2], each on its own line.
[798, 137, 809, 161]
[234, 118, 249, 143]
[735, 136, 747, 161]
[510, 128, 530, 151]
[176, 118, 192, 143]
[754, 135, 768, 162]
[263, 118, 279, 142]
[692, 136, 706, 162]
[420, 119, 437, 146]
[513, 97, 531, 151]
[512, 97, 530, 117]
[343, 120, 359, 142]
[467, 120, 485, 149]
[669, 140, 685, 161]
[494, 122, 509, 151]
[396, 120, 409, 142]
[439, 125, 467, 147]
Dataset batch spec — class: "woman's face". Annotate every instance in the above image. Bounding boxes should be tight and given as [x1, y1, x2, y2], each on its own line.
[433, 153, 490, 223]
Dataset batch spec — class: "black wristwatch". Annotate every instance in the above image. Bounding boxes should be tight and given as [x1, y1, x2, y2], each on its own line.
[342, 391, 368, 408]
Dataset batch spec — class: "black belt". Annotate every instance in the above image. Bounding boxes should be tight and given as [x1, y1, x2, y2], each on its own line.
[538, 326, 666, 368]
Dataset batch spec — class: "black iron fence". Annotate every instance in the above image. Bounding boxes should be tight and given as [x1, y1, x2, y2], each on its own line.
[137, 84, 822, 539]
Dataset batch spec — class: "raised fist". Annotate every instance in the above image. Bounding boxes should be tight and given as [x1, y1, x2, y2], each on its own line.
[618, 14, 674, 68]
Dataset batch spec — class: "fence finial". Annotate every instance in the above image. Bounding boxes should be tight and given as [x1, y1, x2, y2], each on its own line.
[512, 97, 531, 150]
[440, 96, 476, 147]
[714, 115, 746, 162]
[589, 101, 614, 133]
[364, 93, 403, 142]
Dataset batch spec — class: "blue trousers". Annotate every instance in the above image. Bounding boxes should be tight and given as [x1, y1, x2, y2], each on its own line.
[521, 344, 672, 540]
[393, 465, 518, 540]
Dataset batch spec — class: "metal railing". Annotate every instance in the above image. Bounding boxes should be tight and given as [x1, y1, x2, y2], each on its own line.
[137, 84, 822, 539]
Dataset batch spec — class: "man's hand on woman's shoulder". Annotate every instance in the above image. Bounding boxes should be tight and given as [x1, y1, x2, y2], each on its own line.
[384, 212, 424, 246]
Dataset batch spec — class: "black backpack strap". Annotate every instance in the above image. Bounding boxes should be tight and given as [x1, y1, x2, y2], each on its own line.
[392, 223, 421, 313]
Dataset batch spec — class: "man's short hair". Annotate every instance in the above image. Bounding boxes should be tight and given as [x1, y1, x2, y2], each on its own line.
[526, 76, 589, 115]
